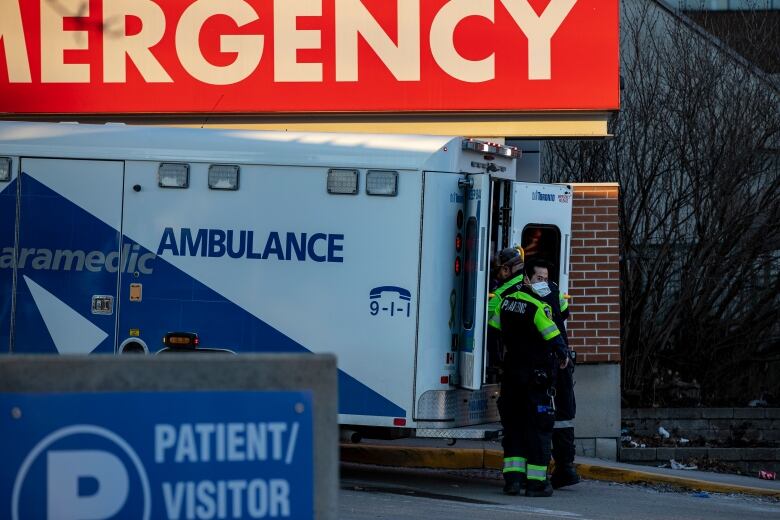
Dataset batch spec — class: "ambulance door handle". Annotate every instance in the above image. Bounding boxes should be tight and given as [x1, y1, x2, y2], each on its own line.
[458, 177, 473, 190]
[563, 234, 570, 275]
[92, 295, 114, 315]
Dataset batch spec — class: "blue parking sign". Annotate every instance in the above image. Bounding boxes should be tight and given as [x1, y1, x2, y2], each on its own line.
[0, 391, 314, 520]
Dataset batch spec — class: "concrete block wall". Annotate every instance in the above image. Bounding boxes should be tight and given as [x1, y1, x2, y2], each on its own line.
[567, 183, 621, 364]
[623, 408, 780, 445]
[621, 408, 780, 474]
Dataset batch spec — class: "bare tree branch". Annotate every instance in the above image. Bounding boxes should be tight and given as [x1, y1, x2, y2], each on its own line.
[543, 0, 780, 405]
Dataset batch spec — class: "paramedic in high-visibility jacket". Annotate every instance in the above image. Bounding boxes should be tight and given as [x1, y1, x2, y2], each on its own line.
[485, 247, 525, 382]
[524, 258, 580, 489]
[497, 266, 570, 498]
[487, 246, 525, 329]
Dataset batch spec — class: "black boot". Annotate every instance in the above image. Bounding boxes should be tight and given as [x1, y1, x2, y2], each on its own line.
[502, 472, 525, 495]
[551, 464, 580, 489]
[525, 479, 553, 497]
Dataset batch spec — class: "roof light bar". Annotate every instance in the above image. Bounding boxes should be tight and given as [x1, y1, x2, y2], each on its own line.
[461, 139, 521, 159]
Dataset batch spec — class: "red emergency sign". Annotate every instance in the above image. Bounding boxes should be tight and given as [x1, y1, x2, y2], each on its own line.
[0, 0, 619, 114]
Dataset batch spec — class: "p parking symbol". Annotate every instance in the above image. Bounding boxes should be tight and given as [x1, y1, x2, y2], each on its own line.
[47, 450, 129, 520]
[12, 425, 151, 520]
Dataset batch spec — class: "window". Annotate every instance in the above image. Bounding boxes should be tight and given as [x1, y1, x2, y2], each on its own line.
[521, 224, 562, 283]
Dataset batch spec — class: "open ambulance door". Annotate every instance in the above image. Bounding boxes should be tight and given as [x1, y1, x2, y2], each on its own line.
[510, 183, 573, 292]
[458, 173, 493, 390]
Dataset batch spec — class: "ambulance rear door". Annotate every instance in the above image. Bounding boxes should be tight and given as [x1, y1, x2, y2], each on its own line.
[458, 173, 493, 390]
[510, 183, 573, 292]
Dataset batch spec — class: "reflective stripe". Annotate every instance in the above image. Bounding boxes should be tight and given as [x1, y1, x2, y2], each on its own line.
[527, 464, 547, 481]
[488, 315, 501, 330]
[504, 457, 526, 466]
[503, 456, 527, 473]
[503, 467, 525, 473]
[554, 420, 575, 429]
[540, 325, 558, 338]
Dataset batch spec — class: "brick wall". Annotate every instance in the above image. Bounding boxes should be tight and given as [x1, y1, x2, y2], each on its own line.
[567, 184, 620, 364]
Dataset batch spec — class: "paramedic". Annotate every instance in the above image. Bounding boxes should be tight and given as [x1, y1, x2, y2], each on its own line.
[486, 247, 525, 382]
[525, 258, 579, 489]
[498, 264, 569, 497]
[487, 247, 526, 330]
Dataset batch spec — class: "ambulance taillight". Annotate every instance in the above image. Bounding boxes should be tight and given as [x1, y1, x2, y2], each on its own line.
[162, 332, 199, 349]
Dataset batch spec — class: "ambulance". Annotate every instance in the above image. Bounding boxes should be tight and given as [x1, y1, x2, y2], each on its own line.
[0, 121, 572, 438]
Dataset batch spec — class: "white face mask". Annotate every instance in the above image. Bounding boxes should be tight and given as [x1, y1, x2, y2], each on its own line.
[531, 281, 551, 298]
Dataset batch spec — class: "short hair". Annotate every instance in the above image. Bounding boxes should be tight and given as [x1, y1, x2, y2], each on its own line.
[524, 257, 554, 278]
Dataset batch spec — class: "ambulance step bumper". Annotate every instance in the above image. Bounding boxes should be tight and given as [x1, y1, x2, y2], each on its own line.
[415, 422, 502, 440]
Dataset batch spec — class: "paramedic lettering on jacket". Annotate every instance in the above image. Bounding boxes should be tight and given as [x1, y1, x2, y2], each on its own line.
[497, 259, 569, 497]
[485, 247, 525, 383]
[525, 258, 580, 489]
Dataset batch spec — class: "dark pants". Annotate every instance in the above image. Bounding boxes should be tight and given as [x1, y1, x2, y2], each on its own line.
[555, 362, 576, 420]
[499, 376, 555, 479]
[552, 361, 576, 466]
[552, 427, 576, 465]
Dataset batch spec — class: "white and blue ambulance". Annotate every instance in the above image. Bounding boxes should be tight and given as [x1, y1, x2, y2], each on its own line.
[0, 121, 572, 437]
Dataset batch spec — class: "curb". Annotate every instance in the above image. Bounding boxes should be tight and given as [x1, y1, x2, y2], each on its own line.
[340, 445, 780, 499]
[575, 463, 780, 498]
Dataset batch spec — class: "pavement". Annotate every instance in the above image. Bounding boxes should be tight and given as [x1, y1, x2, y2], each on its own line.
[340, 438, 780, 499]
